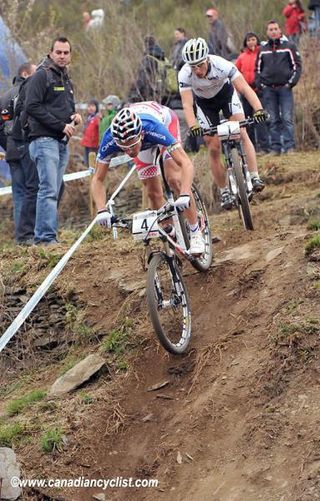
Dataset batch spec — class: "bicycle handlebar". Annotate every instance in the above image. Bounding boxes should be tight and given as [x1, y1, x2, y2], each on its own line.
[202, 117, 256, 136]
[110, 202, 177, 229]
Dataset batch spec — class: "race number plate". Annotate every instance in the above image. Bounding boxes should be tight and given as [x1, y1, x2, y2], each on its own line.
[132, 210, 159, 240]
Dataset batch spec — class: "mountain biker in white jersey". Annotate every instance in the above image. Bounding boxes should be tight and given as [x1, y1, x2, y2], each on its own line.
[91, 101, 205, 255]
[178, 38, 268, 209]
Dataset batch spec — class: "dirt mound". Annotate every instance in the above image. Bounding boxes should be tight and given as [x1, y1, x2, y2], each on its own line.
[0, 152, 320, 500]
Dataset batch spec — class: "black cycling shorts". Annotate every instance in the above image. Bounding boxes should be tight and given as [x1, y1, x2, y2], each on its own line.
[195, 82, 244, 129]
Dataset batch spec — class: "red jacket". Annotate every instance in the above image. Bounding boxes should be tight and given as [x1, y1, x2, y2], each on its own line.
[235, 46, 260, 88]
[283, 4, 305, 35]
[81, 113, 100, 148]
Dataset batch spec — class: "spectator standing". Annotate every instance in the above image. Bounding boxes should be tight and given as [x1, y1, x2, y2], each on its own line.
[206, 8, 233, 60]
[81, 99, 100, 167]
[25, 37, 82, 245]
[171, 28, 188, 72]
[5, 63, 38, 244]
[283, 0, 306, 45]
[235, 33, 270, 153]
[135, 36, 166, 101]
[255, 20, 302, 155]
[308, 0, 320, 33]
[99, 95, 121, 141]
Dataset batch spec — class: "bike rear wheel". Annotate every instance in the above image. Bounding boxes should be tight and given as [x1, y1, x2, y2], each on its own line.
[147, 253, 192, 355]
[180, 184, 213, 272]
[231, 148, 254, 231]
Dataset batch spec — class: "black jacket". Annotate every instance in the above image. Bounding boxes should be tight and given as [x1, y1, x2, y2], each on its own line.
[309, 0, 320, 9]
[25, 57, 75, 141]
[0, 75, 25, 160]
[255, 37, 302, 89]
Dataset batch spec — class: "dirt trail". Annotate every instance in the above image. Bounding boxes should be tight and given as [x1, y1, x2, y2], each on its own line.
[1, 153, 320, 501]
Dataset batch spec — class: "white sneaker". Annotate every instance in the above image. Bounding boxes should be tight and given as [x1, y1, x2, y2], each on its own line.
[189, 231, 205, 255]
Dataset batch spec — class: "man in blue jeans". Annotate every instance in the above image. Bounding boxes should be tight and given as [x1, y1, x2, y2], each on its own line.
[25, 37, 82, 245]
[255, 20, 302, 156]
[0, 63, 36, 241]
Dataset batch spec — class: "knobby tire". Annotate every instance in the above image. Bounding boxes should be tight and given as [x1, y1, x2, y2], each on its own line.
[147, 253, 192, 355]
[231, 148, 254, 231]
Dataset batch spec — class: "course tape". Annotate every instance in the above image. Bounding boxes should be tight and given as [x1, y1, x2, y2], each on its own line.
[0, 152, 132, 197]
[0, 164, 136, 353]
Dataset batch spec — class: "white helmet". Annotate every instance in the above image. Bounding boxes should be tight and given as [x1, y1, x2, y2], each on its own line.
[111, 108, 142, 143]
[182, 38, 209, 65]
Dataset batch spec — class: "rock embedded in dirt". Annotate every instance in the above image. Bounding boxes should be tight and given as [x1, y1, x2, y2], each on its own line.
[48, 354, 106, 396]
[0, 447, 21, 500]
[266, 247, 284, 263]
[92, 493, 106, 501]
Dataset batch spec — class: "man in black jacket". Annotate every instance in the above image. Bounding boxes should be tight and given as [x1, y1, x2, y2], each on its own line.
[25, 37, 82, 245]
[255, 20, 302, 155]
[0, 62, 36, 241]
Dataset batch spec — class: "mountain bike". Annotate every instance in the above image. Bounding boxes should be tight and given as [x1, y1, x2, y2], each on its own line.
[204, 118, 256, 231]
[110, 174, 213, 355]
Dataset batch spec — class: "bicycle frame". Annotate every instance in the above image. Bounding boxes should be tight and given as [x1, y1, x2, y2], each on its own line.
[204, 118, 255, 200]
[221, 137, 253, 198]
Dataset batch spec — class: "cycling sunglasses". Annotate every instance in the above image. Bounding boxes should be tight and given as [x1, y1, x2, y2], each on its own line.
[115, 136, 142, 150]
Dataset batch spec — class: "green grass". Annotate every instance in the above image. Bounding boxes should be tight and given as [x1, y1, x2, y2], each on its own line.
[100, 329, 128, 354]
[10, 261, 26, 274]
[40, 427, 64, 453]
[278, 321, 319, 337]
[64, 304, 94, 344]
[79, 392, 94, 405]
[0, 422, 25, 447]
[6, 390, 47, 417]
[307, 221, 320, 231]
[305, 234, 320, 255]
[87, 225, 107, 242]
[116, 359, 129, 371]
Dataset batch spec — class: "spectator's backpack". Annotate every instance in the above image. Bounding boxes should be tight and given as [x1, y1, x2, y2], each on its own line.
[135, 54, 179, 102]
[148, 55, 179, 96]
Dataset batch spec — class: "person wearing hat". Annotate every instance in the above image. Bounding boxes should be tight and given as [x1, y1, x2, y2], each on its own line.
[99, 95, 121, 142]
[80, 99, 100, 167]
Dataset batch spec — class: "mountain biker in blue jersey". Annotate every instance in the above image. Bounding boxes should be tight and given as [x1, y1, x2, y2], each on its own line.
[91, 101, 205, 255]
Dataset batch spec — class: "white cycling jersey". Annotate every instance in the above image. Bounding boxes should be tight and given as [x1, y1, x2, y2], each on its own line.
[178, 55, 240, 99]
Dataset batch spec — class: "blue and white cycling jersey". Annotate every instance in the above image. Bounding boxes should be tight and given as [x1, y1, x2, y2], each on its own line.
[97, 102, 178, 164]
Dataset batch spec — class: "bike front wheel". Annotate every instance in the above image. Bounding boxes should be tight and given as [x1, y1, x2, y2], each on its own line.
[231, 148, 254, 231]
[147, 253, 192, 355]
[180, 184, 213, 272]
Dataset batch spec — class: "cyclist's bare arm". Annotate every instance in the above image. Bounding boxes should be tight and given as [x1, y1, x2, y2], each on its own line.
[170, 145, 195, 195]
[91, 161, 109, 210]
[180, 88, 197, 127]
[232, 74, 262, 112]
